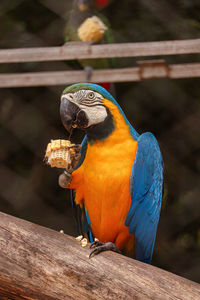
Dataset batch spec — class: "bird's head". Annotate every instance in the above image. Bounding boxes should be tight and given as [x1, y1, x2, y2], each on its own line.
[60, 83, 121, 141]
[76, 0, 92, 11]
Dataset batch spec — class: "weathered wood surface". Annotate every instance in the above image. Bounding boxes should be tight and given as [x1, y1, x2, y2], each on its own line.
[0, 39, 200, 63]
[0, 63, 200, 88]
[0, 212, 199, 299]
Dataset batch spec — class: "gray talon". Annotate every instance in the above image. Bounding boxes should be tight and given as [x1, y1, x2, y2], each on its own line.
[89, 242, 121, 258]
[58, 172, 72, 188]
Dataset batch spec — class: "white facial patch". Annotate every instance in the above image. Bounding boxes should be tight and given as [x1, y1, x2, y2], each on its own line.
[80, 105, 107, 127]
[61, 89, 108, 127]
[61, 90, 104, 105]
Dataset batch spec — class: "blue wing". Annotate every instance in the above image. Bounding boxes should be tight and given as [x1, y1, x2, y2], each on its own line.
[70, 135, 94, 242]
[125, 132, 163, 263]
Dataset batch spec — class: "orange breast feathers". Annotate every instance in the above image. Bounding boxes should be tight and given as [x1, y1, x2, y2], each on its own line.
[68, 99, 137, 254]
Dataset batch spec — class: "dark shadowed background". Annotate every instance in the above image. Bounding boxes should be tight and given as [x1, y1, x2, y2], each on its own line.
[0, 0, 200, 283]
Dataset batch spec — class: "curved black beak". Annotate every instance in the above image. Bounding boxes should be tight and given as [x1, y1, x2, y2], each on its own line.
[60, 98, 80, 132]
[60, 97, 89, 132]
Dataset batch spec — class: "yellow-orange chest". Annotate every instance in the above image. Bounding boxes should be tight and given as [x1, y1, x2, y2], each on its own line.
[73, 99, 138, 244]
[80, 137, 137, 242]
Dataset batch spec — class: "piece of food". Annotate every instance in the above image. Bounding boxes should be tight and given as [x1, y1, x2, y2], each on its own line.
[75, 235, 83, 241]
[45, 139, 80, 169]
[78, 16, 107, 43]
[81, 238, 88, 247]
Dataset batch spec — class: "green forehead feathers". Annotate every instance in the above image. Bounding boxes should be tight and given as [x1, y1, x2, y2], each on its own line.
[62, 83, 115, 102]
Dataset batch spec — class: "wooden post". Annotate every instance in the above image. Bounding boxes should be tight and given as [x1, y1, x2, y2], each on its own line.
[0, 212, 199, 299]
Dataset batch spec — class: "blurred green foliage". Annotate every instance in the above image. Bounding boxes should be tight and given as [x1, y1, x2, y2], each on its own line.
[0, 0, 200, 283]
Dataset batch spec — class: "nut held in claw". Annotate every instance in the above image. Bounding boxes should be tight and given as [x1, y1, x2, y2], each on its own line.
[44, 139, 80, 169]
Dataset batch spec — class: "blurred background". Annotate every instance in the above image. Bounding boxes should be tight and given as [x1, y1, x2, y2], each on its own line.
[0, 0, 200, 283]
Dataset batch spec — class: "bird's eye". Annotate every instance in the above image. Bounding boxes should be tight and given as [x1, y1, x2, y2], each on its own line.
[88, 92, 95, 99]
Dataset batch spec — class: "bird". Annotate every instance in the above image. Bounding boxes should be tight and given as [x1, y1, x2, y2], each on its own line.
[64, 0, 115, 92]
[59, 83, 163, 264]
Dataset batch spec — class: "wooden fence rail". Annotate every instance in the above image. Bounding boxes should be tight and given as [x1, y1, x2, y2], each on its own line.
[0, 39, 200, 63]
[0, 39, 200, 87]
[0, 62, 200, 88]
[0, 211, 199, 299]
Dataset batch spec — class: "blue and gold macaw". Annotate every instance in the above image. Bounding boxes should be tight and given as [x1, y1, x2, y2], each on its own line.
[59, 83, 163, 263]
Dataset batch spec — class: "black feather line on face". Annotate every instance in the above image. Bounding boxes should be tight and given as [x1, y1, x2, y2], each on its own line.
[76, 110, 89, 128]
[80, 103, 105, 107]
[85, 107, 115, 143]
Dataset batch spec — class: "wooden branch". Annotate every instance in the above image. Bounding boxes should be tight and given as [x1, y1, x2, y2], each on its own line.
[0, 39, 200, 63]
[0, 211, 199, 299]
[0, 63, 200, 88]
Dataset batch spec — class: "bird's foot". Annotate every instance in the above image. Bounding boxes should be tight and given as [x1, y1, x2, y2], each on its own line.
[58, 170, 72, 188]
[89, 241, 121, 258]
[70, 151, 81, 170]
[58, 148, 81, 189]
[84, 66, 93, 81]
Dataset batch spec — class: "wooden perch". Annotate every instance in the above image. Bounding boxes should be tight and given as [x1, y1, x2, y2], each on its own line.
[0, 40, 200, 87]
[0, 63, 200, 88]
[0, 212, 199, 299]
[0, 39, 200, 63]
